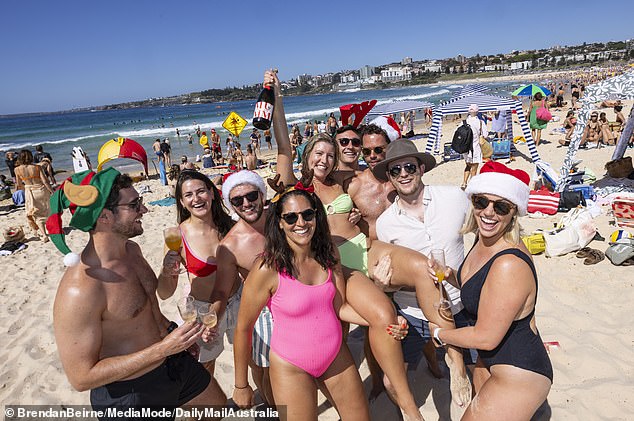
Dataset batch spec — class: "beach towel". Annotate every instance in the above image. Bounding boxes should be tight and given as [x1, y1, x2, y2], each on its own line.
[24, 184, 50, 230]
[148, 197, 176, 207]
[0, 241, 28, 256]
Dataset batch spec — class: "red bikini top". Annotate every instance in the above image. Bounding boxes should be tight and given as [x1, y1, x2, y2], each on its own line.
[181, 229, 218, 278]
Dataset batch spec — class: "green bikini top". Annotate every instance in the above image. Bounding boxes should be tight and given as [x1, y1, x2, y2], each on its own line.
[323, 193, 353, 215]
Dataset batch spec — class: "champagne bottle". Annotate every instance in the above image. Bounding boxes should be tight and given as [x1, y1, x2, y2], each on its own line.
[253, 72, 277, 130]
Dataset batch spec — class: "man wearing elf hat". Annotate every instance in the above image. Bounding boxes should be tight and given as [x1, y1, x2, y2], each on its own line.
[50, 168, 224, 413]
[214, 170, 275, 407]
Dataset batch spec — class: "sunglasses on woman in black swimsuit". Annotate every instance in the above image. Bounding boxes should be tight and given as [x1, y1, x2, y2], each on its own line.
[471, 195, 516, 216]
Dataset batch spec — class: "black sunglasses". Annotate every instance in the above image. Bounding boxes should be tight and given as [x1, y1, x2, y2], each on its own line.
[338, 137, 361, 147]
[471, 195, 516, 216]
[281, 208, 316, 225]
[362, 145, 387, 156]
[114, 196, 144, 212]
[388, 163, 418, 178]
[229, 190, 260, 207]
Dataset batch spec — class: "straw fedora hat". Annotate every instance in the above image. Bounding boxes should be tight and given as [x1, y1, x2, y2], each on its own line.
[371, 139, 436, 182]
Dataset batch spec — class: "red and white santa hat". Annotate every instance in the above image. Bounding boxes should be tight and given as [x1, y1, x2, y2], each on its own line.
[465, 161, 531, 216]
[369, 115, 401, 141]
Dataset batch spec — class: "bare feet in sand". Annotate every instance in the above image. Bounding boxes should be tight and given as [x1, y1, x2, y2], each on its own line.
[445, 351, 473, 408]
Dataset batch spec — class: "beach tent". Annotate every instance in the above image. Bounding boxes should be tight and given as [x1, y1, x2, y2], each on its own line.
[424, 94, 540, 162]
[97, 137, 149, 175]
[366, 100, 434, 118]
[451, 84, 489, 99]
[557, 71, 634, 190]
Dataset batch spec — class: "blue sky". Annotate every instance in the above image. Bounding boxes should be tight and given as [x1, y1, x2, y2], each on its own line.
[1, 0, 632, 115]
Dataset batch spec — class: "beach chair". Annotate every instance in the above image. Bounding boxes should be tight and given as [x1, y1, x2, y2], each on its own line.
[535, 160, 584, 191]
[443, 142, 462, 162]
[490, 138, 511, 161]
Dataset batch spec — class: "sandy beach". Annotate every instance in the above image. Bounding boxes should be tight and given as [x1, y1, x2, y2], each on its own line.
[1, 89, 633, 420]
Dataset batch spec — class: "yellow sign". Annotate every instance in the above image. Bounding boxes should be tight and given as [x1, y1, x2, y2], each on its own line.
[222, 111, 248, 137]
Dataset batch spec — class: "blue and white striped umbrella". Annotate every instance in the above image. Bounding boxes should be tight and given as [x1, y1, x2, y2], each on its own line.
[366, 100, 434, 117]
[440, 93, 516, 114]
[451, 84, 489, 99]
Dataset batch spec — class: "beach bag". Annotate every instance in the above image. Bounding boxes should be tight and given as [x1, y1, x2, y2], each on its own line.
[605, 156, 633, 178]
[558, 190, 586, 212]
[528, 187, 560, 215]
[522, 233, 546, 255]
[451, 121, 473, 154]
[536, 100, 552, 122]
[545, 208, 596, 257]
[612, 196, 634, 228]
[480, 137, 493, 159]
[605, 238, 634, 265]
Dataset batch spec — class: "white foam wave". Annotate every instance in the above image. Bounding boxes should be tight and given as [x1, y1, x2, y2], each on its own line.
[0, 132, 117, 152]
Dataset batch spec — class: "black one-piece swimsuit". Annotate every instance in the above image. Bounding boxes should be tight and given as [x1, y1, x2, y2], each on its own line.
[458, 247, 553, 382]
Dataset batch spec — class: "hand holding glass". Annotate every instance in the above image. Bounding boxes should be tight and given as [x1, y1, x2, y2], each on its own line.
[430, 249, 451, 313]
[164, 227, 182, 251]
[198, 304, 217, 328]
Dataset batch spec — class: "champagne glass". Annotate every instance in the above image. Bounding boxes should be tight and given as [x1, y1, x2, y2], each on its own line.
[177, 296, 197, 323]
[198, 304, 218, 329]
[430, 249, 451, 314]
[163, 227, 182, 251]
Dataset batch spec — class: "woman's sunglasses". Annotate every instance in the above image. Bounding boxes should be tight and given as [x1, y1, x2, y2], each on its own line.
[471, 195, 516, 216]
[362, 146, 386, 156]
[229, 190, 260, 207]
[281, 208, 316, 225]
[388, 163, 418, 178]
[338, 137, 361, 147]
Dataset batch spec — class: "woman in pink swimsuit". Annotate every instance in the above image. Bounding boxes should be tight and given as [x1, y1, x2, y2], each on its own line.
[233, 186, 372, 420]
[157, 170, 235, 400]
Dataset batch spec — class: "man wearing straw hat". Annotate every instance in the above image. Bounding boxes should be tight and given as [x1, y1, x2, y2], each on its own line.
[49, 168, 224, 416]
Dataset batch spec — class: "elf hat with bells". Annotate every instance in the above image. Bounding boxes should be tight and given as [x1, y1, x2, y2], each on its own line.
[46, 167, 120, 266]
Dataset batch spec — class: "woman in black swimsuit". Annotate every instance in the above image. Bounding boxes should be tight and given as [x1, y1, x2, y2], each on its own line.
[430, 161, 552, 420]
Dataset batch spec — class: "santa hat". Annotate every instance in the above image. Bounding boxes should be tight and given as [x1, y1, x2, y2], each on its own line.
[221, 170, 267, 213]
[369, 116, 401, 141]
[465, 161, 530, 216]
[46, 167, 121, 266]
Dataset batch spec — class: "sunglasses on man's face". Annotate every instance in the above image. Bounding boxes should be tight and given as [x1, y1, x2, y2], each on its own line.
[281, 208, 316, 225]
[362, 146, 387, 156]
[114, 197, 144, 212]
[229, 190, 260, 207]
[388, 163, 418, 178]
[338, 137, 361, 147]
[471, 195, 516, 216]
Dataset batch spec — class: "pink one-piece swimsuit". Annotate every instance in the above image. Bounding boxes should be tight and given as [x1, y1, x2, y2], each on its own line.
[268, 268, 342, 377]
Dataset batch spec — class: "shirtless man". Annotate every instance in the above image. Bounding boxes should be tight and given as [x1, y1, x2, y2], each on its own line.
[51, 169, 223, 417]
[153, 138, 164, 163]
[214, 170, 275, 407]
[334, 125, 362, 171]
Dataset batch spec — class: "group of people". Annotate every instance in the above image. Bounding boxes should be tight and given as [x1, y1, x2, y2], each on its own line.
[50, 68, 553, 421]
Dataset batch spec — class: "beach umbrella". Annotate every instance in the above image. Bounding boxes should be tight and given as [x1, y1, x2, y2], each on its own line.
[451, 84, 489, 99]
[512, 84, 552, 97]
[97, 137, 148, 175]
[366, 100, 434, 117]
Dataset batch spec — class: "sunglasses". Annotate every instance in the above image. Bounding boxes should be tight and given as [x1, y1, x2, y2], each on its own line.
[471, 195, 516, 216]
[281, 208, 316, 225]
[362, 145, 387, 156]
[388, 163, 418, 178]
[114, 196, 144, 212]
[338, 137, 361, 147]
[229, 190, 260, 207]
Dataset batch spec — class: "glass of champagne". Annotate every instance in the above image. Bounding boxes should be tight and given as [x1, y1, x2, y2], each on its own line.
[164, 227, 182, 252]
[430, 249, 451, 314]
[178, 296, 197, 323]
[198, 304, 218, 329]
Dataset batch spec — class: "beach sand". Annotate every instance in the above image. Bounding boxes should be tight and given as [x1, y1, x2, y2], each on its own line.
[1, 96, 633, 420]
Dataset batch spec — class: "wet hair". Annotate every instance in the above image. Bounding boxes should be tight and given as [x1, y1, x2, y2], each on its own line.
[175, 170, 234, 237]
[360, 124, 391, 145]
[104, 174, 134, 211]
[533, 92, 543, 101]
[262, 189, 336, 277]
[35, 145, 43, 152]
[335, 124, 361, 137]
[301, 133, 340, 177]
[18, 149, 34, 166]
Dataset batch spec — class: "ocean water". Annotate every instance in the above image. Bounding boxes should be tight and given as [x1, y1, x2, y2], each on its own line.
[0, 81, 514, 175]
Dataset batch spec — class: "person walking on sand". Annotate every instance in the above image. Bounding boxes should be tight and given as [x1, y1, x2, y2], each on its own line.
[461, 104, 487, 190]
[50, 169, 224, 416]
[33, 144, 57, 185]
[528, 93, 548, 147]
[15, 149, 54, 242]
[161, 138, 172, 167]
[430, 161, 552, 420]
